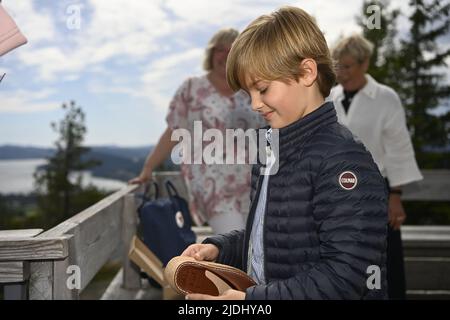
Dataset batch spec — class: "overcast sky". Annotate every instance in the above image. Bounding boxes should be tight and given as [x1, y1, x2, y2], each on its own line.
[0, 0, 440, 147]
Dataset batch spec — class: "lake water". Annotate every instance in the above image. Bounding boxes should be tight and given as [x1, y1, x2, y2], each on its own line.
[0, 159, 127, 194]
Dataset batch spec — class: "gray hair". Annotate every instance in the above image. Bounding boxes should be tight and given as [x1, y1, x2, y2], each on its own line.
[332, 34, 374, 63]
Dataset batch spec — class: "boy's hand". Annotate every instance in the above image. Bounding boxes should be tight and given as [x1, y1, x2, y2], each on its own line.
[181, 243, 219, 261]
[186, 289, 245, 300]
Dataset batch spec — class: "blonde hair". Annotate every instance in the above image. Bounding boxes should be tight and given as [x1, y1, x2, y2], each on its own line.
[226, 6, 336, 98]
[203, 28, 239, 71]
[332, 34, 374, 63]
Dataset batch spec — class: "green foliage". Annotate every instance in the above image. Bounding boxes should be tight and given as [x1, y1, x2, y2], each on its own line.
[357, 0, 400, 84]
[404, 201, 450, 225]
[33, 101, 105, 229]
[0, 195, 25, 229]
[398, 0, 450, 156]
[357, 0, 450, 168]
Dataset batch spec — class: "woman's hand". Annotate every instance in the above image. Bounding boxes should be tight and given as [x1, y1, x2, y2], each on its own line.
[388, 193, 406, 230]
[181, 243, 219, 262]
[186, 289, 245, 300]
[128, 169, 152, 185]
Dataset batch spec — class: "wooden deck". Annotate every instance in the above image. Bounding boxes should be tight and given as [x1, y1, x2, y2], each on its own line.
[1, 170, 449, 300]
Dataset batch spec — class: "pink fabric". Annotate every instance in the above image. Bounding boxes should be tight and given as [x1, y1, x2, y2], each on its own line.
[0, 4, 27, 57]
[166, 75, 267, 226]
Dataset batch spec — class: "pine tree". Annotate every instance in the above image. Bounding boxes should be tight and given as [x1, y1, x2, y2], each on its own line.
[34, 101, 103, 227]
[357, 0, 400, 86]
[398, 0, 450, 164]
[357, 0, 450, 167]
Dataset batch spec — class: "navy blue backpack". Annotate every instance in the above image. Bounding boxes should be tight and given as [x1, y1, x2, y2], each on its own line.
[137, 181, 196, 267]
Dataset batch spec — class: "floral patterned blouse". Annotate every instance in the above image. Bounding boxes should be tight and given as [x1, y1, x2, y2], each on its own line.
[166, 75, 266, 226]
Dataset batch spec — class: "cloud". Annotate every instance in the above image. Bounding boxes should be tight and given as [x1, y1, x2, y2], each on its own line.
[87, 47, 204, 111]
[9, 1, 177, 82]
[3, 0, 56, 43]
[6, 1, 370, 84]
[138, 48, 204, 109]
[0, 89, 59, 113]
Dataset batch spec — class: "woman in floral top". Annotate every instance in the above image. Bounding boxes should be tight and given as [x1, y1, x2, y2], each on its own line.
[130, 28, 265, 234]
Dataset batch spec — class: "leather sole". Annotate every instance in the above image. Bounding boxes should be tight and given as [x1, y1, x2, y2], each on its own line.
[164, 256, 256, 296]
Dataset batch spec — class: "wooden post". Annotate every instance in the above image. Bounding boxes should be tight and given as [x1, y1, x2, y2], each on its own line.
[1, 261, 29, 300]
[122, 194, 141, 289]
[53, 256, 79, 300]
[28, 261, 54, 300]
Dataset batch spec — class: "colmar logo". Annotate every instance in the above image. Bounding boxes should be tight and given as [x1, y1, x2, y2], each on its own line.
[339, 171, 358, 190]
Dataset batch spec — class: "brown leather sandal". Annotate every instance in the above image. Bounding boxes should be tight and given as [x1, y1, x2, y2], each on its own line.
[164, 256, 256, 296]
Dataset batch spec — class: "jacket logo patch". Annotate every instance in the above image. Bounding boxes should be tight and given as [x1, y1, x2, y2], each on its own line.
[339, 171, 358, 190]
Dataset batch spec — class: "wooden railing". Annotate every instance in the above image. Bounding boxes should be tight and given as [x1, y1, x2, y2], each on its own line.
[0, 184, 140, 299]
[0, 170, 449, 300]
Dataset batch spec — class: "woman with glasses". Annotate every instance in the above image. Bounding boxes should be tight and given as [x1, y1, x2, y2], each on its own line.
[330, 34, 423, 300]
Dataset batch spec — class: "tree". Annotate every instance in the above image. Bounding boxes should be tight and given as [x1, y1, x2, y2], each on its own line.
[357, 0, 400, 86]
[34, 101, 104, 228]
[397, 0, 450, 164]
[357, 0, 450, 167]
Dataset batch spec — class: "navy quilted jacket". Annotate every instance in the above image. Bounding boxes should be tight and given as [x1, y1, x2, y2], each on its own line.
[203, 102, 388, 300]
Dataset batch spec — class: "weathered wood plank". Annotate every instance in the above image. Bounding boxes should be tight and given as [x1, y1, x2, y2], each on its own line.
[101, 268, 162, 300]
[122, 194, 141, 290]
[0, 229, 43, 239]
[29, 261, 53, 300]
[53, 256, 79, 300]
[402, 226, 450, 257]
[0, 261, 29, 283]
[37, 188, 129, 293]
[0, 236, 70, 261]
[407, 290, 450, 300]
[101, 269, 138, 300]
[405, 257, 450, 290]
[402, 170, 450, 201]
[38, 184, 138, 237]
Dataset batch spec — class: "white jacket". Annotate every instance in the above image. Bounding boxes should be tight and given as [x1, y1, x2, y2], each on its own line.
[330, 74, 423, 187]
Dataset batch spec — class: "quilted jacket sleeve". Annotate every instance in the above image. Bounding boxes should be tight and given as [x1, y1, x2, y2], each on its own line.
[246, 141, 388, 300]
[202, 229, 246, 271]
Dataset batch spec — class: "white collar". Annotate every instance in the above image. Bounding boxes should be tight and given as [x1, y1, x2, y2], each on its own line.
[335, 74, 379, 100]
[360, 74, 378, 99]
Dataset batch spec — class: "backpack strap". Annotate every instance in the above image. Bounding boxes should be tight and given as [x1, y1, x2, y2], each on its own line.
[136, 181, 159, 211]
[165, 180, 179, 198]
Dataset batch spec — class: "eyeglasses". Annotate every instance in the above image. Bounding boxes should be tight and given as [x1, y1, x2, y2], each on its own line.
[214, 46, 231, 54]
[335, 62, 359, 71]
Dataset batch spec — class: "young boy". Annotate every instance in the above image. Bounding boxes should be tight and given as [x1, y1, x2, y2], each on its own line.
[182, 6, 388, 300]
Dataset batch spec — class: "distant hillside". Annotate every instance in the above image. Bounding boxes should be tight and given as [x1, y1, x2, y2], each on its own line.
[87, 146, 153, 161]
[0, 145, 152, 161]
[0, 145, 54, 159]
[0, 145, 180, 182]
